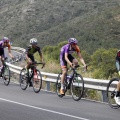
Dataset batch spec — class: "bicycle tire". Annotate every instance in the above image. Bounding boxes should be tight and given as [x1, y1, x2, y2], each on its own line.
[56, 73, 64, 98]
[32, 69, 42, 93]
[106, 78, 120, 109]
[71, 74, 84, 101]
[3, 65, 10, 86]
[20, 68, 28, 90]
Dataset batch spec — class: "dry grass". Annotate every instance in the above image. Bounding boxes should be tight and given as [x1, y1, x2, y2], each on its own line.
[41, 61, 61, 74]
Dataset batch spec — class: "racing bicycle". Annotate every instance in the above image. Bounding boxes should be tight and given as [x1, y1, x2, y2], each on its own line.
[56, 65, 85, 101]
[106, 78, 120, 109]
[19, 62, 44, 93]
[0, 57, 10, 86]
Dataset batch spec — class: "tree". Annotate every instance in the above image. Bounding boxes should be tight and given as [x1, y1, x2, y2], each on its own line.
[91, 48, 117, 79]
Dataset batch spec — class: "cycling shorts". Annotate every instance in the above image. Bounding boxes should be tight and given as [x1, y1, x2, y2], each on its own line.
[0, 49, 5, 58]
[26, 54, 35, 63]
[60, 54, 74, 68]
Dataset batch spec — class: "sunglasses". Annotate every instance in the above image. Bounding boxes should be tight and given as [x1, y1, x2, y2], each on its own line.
[71, 43, 77, 45]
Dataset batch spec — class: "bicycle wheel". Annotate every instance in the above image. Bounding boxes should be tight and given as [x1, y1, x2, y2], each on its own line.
[71, 74, 84, 101]
[32, 70, 42, 93]
[3, 65, 10, 86]
[56, 73, 64, 97]
[20, 68, 28, 90]
[106, 78, 120, 109]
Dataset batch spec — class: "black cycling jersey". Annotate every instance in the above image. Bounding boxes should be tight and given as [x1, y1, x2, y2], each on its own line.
[25, 45, 42, 56]
[116, 51, 120, 71]
[116, 52, 120, 62]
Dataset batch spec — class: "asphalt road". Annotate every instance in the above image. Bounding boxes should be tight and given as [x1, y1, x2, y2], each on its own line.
[0, 48, 119, 120]
[0, 81, 119, 120]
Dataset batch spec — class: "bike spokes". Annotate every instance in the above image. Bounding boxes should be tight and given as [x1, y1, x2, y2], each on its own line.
[106, 78, 120, 109]
[71, 74, 84, 101]
[20, 68, 28, 90]
[3, 66, 10, 86]
[32, 70, 42, 93]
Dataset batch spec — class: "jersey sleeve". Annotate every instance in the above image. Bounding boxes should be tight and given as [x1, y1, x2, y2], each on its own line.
[64, 45, 69, 54]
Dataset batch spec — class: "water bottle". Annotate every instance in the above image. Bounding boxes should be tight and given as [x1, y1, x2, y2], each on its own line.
[67, 73, 73, 83]
[67, 75, 71, 81]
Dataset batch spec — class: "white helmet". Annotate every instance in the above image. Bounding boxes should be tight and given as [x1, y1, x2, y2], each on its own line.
[68, 38, 78, 44]
[2, 37, 10, 43]
[30, 38, 37, 45]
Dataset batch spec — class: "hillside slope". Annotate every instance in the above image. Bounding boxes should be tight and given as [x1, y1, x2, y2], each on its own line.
[0, 0, 120, 53]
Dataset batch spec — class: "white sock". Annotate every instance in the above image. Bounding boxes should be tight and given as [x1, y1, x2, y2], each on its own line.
[61, 83, 64, 89]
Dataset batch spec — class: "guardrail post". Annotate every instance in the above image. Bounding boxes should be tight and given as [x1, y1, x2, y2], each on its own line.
[45, 81, 50, 91]
[101, 91, 108, 102]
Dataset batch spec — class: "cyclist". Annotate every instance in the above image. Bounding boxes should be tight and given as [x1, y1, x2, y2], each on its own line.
[60, 38, 87, 95]
[0, 37, 14, 76]
[25, 38, 45, 86]
[115, 50, 120, 105]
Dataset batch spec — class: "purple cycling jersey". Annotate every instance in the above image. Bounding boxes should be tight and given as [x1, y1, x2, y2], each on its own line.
[60, 44, 80, 67]
[0, 41, 4, 49]
[0, 41, 5, 57]
[0, 40, 10, 58]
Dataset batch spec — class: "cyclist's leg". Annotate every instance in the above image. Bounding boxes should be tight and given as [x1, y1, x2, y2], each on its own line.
[0, 50, 5, 76]
[68, 55, 78, 67]
[0, 49, 5, 66]
[60, 67, 67, 94]
[115, 61, 120, 104]
[25, 55, 32, 81]
[115, 61, 120, 95]
[27, 55, 35, 86]
[114, 80, 120, 105]
[25, 54, 34, 72]
[72, 58, 78, 66]
[116, 80, 120, 96]
[60, 56, 67, 94]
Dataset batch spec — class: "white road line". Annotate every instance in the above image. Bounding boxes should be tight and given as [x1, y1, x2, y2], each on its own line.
[0, 97, 90, 120]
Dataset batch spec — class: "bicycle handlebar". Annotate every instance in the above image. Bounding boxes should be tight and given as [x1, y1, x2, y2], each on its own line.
[31, 62, 45, 69]
[69, 64, 87, 72]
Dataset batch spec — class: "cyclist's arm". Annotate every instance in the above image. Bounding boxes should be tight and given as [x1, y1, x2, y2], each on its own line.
[115, 59, 120, 75]
[65, 53, 72, 66]
[77, 52, 86, 67]
[39, 52, 44, 63]
[8, 45, 14, 59]
[37, 46, 44, 63]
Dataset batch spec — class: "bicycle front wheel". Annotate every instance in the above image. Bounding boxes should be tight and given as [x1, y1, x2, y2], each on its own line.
[32, 70, 42, 93]
[3, 65, 10, 86]
[20, 68, 28, 90]
[106, 78, 120, 109]
[71, 74, 84, 101]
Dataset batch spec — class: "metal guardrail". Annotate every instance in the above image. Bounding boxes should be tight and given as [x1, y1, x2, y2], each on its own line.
[8, 46, 110, 102]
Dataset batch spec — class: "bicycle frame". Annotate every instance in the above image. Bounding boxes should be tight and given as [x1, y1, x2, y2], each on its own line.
[66, 66, 79, 84]
[28, 62, 43, 79]
[20, 62, 44, 93]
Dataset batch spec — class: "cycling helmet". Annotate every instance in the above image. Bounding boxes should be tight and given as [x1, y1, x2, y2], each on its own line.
[2, 37, 10, 43]
[30, 38, 37, 45]
[68, 38, 78, 44]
